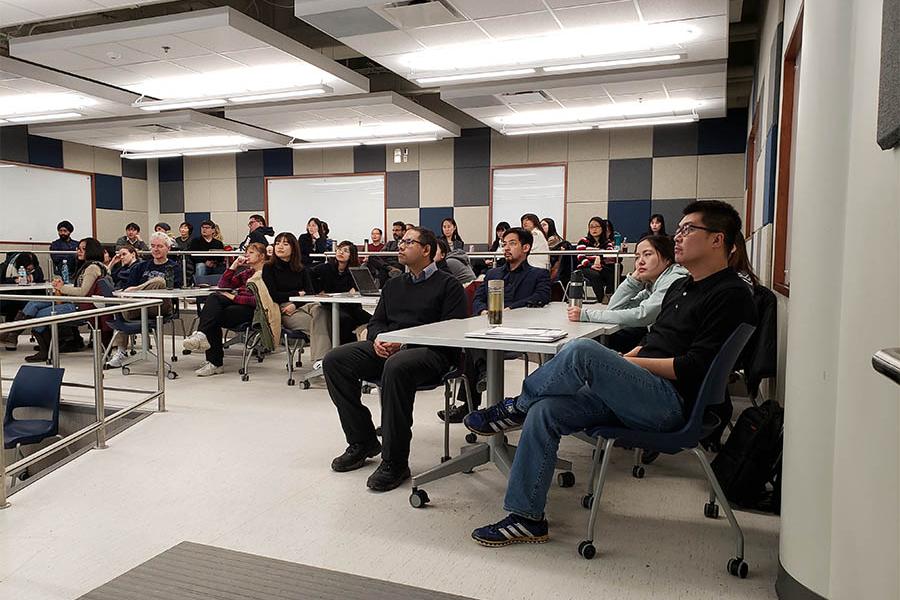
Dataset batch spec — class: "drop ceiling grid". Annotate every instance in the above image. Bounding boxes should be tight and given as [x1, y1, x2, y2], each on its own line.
[0, 0, 167, 27]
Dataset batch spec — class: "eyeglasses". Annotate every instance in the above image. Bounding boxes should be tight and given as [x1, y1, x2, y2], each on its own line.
[335, 246, 351, 254]
[397, 238, 423, 248]
[674, 223, 722, 237]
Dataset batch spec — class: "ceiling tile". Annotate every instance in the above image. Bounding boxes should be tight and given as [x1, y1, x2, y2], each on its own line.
[303, 7, 396, 38]
[71, 42, 160, 66]
[637, 0, 726, 23]
[186, 26, 267, 54]
[553, 2, 640, 28]
[79, 66, 144, 87]
[448, 0, 548, 20]
[221, 47, 293, 67]
[476, 12, 561, 40]
[172, 54, 242, 73]
[24, 50, 108, 71]
[407, 21, 490, 47]
[341, 30, 423, 57]
[120, 35, 211, 60]
[119, 61, 193, 80]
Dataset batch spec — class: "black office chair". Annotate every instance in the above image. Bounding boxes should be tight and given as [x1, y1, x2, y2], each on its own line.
[575, 324, 756, 578]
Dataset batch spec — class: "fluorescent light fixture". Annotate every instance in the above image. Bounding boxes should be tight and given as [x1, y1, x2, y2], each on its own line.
[289, 140, 362, 149]
[120, 151, 183, 160]
[0, 119, 6, 124]
[402, 22, 699, 73]
[181, 148, 246, 157]
[543, 54, 684, 73]
[415, 69, 536, 85]
[7, 112, 82, 123]
[362, 135, 439, 145]
[123, 135, 253, 153]
[0, 92, 96, 117]
[503, 115, 698, 136]
[291, 121, 443, 142]
[496, 98, 703, 127]
[228, 87, 330, 103]
[137, 98, 226, 111]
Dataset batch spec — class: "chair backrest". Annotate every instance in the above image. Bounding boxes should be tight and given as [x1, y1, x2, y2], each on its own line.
[4, 365, 65, 428]
[683, 323, 756, 439]
[464, 280, 483, 317]
[95, 275, 116, 298]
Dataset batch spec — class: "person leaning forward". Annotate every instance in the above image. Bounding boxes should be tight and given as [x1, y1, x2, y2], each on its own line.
[323, 226, 467, 492]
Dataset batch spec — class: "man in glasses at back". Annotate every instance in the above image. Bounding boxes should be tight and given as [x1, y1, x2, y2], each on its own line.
[463, 200, 757, 547]
[323, 226, 467, 492]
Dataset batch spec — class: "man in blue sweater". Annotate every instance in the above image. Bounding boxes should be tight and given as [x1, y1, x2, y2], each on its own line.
[439, 227, 551, 423]
[324, 227, 467, 492]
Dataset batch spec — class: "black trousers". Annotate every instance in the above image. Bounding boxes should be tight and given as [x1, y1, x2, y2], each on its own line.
[324, 305, 372, 344]
[323, 340, 451, 464]
[580, 265, 615, 298]
[198, 294, 254, 366]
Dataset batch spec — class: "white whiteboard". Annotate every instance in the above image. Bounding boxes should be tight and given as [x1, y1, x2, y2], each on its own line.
[492, 166, 566, 238]
[266, 175, 385, 245]
[0, 163, 93, 243]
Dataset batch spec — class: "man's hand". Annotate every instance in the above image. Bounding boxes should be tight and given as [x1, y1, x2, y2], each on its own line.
[567, 305, 582, 322]
[373, 340, 401, 358]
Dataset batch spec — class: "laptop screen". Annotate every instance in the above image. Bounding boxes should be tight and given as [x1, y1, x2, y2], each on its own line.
[350, 267, 378, 292]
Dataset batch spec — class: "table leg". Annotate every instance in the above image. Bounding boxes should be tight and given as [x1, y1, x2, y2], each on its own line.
[331, 302, 340, 350]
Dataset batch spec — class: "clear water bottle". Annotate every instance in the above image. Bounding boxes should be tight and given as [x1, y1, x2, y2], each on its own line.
[613, 232, 623, 250]
[60, 260, 70, 284]
[17, 266, 27, 286]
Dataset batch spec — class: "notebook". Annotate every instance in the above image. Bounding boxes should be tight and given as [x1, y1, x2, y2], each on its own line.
[465, 327, 568, 343]
[349, 267, 381, 296]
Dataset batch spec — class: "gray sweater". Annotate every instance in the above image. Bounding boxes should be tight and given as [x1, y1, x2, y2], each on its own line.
[580, 263, 690, 327]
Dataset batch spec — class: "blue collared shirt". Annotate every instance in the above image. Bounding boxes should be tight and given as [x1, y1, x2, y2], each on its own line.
[407, 261, 438, 284]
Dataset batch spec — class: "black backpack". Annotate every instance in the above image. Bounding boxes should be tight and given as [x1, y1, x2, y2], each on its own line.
[711, 400, 784, 513]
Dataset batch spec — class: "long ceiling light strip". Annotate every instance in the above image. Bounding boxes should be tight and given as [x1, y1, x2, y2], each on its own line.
[227, 86, 331, 104]
[543, 54, 684, 73]
[415, 69, 536, 85]
[7, 112, 83, 123]
[121, 147, 247, 160]
[503, 114, 698, 136]
[290, 135, 443, 149]
[137, 98, 225, 112]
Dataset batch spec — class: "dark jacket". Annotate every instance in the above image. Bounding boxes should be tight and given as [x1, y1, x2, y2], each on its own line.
[49, 237, 79, 274]
[262, 260, 314, 304]
[240, 226, 275, 251]
[126, 258, 183, 288]
[298, 233, 328, 266]
[473, 261, 551, 315]
[187, 237, 226, 266]
[311, 262, 354, 294]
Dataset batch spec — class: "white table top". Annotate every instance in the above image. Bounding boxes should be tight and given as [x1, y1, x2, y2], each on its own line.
[114, 287, 224, 299]
[289, 293, 380, 307]
[377, 302, 620, 354]
[0, 282, 53, 292]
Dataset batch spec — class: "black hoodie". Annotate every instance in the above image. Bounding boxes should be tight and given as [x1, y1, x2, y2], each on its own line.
[240, 226, 275, 250]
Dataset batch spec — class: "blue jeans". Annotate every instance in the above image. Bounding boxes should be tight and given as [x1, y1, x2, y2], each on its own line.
[22, 301, 78, 332]
[194, 262, 224, 278]
[504, 338, 684, 520]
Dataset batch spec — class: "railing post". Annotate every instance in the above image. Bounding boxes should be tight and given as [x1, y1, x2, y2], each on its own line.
[0, 358, 9, 509]
[92, 328, 107, 449]
[181, 254, 188, 288]
[50, 321, 60, 368]
[156, 314, 166, 412]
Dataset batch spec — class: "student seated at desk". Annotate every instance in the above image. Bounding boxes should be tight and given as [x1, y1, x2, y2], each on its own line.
[108, 246, 139, 290]
[311, 241, 372, 346]
[49, 220, 78, 276]
[181, 243, 266, 377]
[106, 233, 183, 368]
[323, 227, 467, 492]
[116, 222, 148, 252]
[188, 220, 226, 277]
[8, 238, 107, 362]
[568, 235, 688, 353]
[435, 238, 476, 286]
[0, 252, 45, 350]
[438, 227, 551, 423]
[263, 232, 329, 363]
[463, 201, 756, 547]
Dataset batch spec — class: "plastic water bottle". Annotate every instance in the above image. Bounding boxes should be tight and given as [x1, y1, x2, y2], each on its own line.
[613, 232, 623, 250]
[17, 266, 27, 286]
[60, 260, 70, 284]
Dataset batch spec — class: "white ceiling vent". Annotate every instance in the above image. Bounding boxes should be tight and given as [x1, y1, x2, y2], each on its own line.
[498, 91, 554, 106]
[381, 1, 465, 29]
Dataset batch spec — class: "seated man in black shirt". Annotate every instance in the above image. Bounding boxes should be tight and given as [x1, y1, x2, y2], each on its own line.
[188, 220, 226, 277]
[463, 200, 756, 547]
[324, 227, 467, 492]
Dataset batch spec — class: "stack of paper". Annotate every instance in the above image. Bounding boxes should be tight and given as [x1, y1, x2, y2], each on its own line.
[465, 327, 568, 342]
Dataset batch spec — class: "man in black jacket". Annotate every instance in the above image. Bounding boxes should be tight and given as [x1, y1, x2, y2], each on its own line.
[323, 227, 467, 492]
[239, 214, 275, 251]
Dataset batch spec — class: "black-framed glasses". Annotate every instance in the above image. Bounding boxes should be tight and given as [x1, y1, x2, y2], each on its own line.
[674, 223, 722, 237]
[397, 238, 423, 248]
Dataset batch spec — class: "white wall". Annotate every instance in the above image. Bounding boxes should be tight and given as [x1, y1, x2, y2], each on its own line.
[778, 1, 900, 599]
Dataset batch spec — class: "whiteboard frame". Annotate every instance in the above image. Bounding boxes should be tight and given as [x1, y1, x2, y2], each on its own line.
[0, 159, 96, 244]
[264, 172, 387, 245]
[489, 162, 568, 242]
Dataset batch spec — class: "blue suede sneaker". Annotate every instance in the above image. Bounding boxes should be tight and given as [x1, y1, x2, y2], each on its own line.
[472, 514, 549, 547]
[463, 397, 524, 436]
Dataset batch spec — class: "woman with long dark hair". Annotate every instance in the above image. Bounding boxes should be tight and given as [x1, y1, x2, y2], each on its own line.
[311, 240, 372, 346]
[441, 217, 464, 251]
[643, 213, 668, 238]
[575, 217, 614, 299]
[541, 217, 572, 283]
[299, 217, 328, 265]
[728, 235, 760, 289]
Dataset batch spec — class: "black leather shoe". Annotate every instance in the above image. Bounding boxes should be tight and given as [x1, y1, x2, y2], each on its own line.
[437, 402, 479, 424]
[366, 461, 410, 492]
[331, 440, 381, 473]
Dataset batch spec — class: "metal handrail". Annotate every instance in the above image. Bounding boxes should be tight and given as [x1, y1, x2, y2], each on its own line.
[0, 300, 167, 509]
[873, 348, 900, 385]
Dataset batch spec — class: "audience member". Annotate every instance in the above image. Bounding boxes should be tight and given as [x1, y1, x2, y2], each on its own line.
[240, 214, 275, 251]
[188, 220, 226, 277]
[644, 213, 668, 238]
[540, 217, 572, 284]
[384, 222, 405, 253]
[299, 217, 328, 266]
[521, 213, 550, 270]
[441, 217, 465, 251]
[479, 221, 510, 274]
[0, 252, 45, 350]
[311, 241, 371, 346]
[576, 217, 614, 300]
[116, 222, 148, 252]
[366, 228, 385, 253]
[108, 245, 139, 289]
[154, 222, 171, 234]
[464, 201, 756, 547]
[181, 242, 267, 376]
[435, 238, 476, 286]
[172, 221, 193, 251]
[323, 227, 467, 492]
[49, 220, 78, 276]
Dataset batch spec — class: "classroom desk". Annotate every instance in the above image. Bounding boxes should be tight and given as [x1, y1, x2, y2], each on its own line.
[376, 302, 620, 501]
[0, 283, 53, 292]
[288, 293, 381, 384]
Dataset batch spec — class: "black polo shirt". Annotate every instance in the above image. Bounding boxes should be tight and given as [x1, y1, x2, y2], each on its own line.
[638, 267, 756, 413]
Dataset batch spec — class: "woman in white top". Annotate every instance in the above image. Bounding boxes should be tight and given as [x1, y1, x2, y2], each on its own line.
[520, 213, 550, 270]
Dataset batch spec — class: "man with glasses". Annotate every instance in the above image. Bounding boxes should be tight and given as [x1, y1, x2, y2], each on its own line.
[323, 227, 467, 492]
[463, 200, 756, 547]
[239, 214, 275, 251]
[188, 220, 226, 277]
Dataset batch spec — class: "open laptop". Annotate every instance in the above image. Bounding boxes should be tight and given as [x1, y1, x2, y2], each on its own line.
[349, 267, 381, 296]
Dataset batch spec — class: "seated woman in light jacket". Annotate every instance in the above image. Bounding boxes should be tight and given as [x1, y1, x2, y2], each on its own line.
[568, 235, 688, 352]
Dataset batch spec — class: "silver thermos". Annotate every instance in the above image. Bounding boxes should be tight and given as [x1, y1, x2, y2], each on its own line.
[568, 270, 584, 308]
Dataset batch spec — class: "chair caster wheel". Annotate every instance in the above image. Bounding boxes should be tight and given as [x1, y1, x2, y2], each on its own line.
[171, 356, 178, 362]
[296, 360, 302, 368]
[302, 381, 310, 390]
[375, 426, 382, 437]
[578, 541, 596, 560]
[238, 368, 245, 375]
[182, 349, 191, 355]
[121, 367, 130, 375]
[256, 357, 264, 363]
[704, 502, 720, 519]
[632, 465, 645, 479]
[465, 433, 477, 444]
[727, 558, 748, 578]
[18, 468, 30, 482]
[557, 471, 575, 488]
[581, 494, 594, 509]
[167, 371, 178, 380]
[129, 349, 137, 356]
[241, 374, 249, 382]
[287, 379, 295, 386]
[409, 488, 429, 508]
